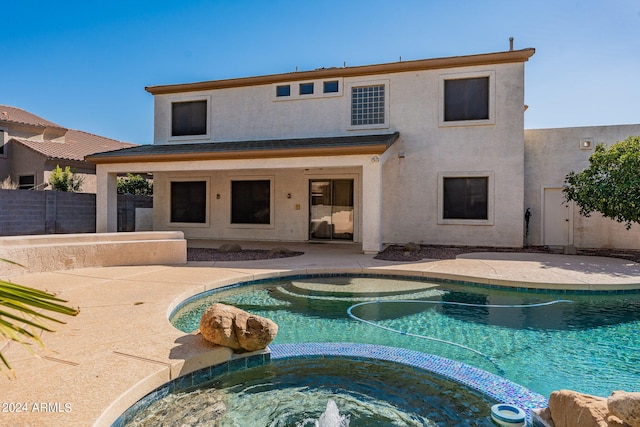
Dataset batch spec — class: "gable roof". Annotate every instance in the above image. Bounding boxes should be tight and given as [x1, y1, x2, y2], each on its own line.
[146, 48, 535, 95]
[0, 105, 65, 129]
[86, 132, 399, 163]
[12, 130, 137, 162]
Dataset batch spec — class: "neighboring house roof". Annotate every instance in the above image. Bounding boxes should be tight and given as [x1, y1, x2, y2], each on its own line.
[87, 132, 400, 163]
[146, 48, 535, 95]
[0, 105, 65, 129]
[12, 130, 137, 162]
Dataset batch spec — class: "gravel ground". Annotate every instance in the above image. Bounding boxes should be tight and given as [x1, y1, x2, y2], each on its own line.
[187, 247, 304, 261]
[187, 244, 640, 263]
[375, 244, 640, 263]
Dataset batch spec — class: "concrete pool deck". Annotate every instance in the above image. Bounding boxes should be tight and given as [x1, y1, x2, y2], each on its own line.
[2, 241, 640, 426]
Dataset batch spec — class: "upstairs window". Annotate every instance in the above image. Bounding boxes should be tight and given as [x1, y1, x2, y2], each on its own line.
[0, 130, 5, 155]
[299, 82, 314, 95]
[444, 77, 489, 122]
[171, 100, 207, 137]
[276, 85, 291, 97]
[351, 84, 385, 126]
[323, 81, 339, 93]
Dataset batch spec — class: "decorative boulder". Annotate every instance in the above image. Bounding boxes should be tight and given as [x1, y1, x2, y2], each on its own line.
[548, 390, 627, 427]
[199, 303, 278, 352]
[403, 242, 421, 252]
[549, 390, 609, 427]
[218, 244, 242, 253]
[608, 391, 640, 427]
[270, 246, 294, 255]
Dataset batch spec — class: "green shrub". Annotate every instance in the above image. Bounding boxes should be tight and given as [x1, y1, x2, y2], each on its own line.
[48, 165, 84, 192]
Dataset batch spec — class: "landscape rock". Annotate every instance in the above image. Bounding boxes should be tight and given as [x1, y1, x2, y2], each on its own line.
[403, 242, 421, 252]
[608, 391, 640, 427]
[270, 246, 294, 255]
[549, 390, 609, 427]
[218, 244, 242, 253]
[199, 303, 278, 352]
[548, 390, 628, 427]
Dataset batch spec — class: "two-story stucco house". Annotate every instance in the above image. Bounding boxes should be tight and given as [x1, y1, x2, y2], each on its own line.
[0, 105, 136, 192]
[88, 47, 535, 253]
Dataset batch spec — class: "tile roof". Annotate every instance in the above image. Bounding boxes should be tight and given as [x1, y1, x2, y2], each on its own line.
[0, 105, 65, 129]
[13, 130, 137, 161]
[86, 132, 400, 163]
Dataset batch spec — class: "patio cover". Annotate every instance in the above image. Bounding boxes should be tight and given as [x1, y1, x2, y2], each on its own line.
[87, 132, 400, 253]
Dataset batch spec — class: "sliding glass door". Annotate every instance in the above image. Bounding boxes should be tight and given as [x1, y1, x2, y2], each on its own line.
[309, 179, 354, 241]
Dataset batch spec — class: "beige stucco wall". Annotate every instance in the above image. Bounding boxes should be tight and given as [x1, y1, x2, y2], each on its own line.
[0, 232, 186, 277]
[43, 161, 98, 193]
[2, 143, 98, 192]
[380, 63, 526, 247]
[152, 167, 361, 242]
[525, 124, 640, 249]
[147, 61, 527, 248]
[8, 141, 47, 189]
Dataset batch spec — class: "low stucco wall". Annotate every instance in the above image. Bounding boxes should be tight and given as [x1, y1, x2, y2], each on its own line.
[0, 231, 186, 278]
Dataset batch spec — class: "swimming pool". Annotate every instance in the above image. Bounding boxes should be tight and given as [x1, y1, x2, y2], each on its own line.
[171, 275, 640, 398]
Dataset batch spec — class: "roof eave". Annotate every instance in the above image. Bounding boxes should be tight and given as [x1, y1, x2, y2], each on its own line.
[86, 143, 394, 164]
[145, 48, 535, 95]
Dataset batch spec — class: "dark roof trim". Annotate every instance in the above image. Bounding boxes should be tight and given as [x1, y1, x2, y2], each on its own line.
[146, 49, 535, 95]
[86, 132, 400, 164]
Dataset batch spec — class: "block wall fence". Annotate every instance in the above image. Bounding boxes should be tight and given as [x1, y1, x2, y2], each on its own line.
[0, 190, 151, 236]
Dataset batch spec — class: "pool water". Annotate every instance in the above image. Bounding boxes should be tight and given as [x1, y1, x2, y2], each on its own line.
[125, 357, 497, 426]
[171, 276, 640, 398]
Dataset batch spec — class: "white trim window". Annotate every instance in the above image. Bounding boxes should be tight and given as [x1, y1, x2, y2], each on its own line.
[168, 95, 211, 141]
[273, 79, 343, 101]
[438, 171, 494, 225]
[229, 178, 274, 228]
[347, 79, 389, 130]
[169, 178, 209, 225]
[439, 71, 495, 127]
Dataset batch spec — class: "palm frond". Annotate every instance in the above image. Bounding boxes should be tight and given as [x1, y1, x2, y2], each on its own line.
[0, 266, 79, 374]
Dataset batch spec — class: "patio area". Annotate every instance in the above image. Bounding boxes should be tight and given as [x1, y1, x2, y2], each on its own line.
[2, 241, 640, 426]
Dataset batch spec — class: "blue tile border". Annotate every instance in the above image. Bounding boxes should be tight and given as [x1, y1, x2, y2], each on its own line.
[270, 342, 548, 424]
[112, 342, 546, 427]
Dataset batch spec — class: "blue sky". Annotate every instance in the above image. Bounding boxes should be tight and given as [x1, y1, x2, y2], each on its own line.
[3, 0, 639, 145]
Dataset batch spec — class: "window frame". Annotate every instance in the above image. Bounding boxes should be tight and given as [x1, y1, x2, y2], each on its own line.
[276, 85, 291, 97]
[439, 71, 495, 127]
[168, 178, 210, 226]
[0, 128, 7, 157]
[299, 82, 314, 95]
[323, 80, 339, 94]
[437, 171, 494, 225]
[346, 79, 390, 130]
[273, 79, 343, 101]
[167, 95, 211, 142]
[228, 177, 274, 229]
[18, 174, 35, 190]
